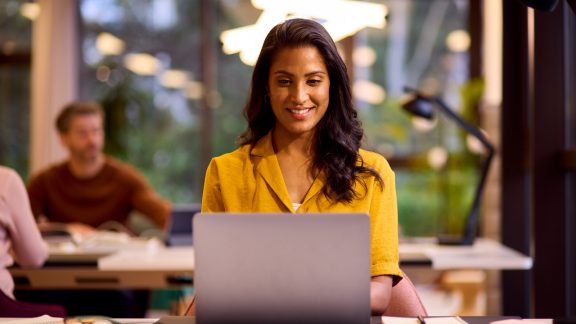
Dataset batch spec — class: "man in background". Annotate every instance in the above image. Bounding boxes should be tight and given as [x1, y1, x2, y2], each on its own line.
[27, 101, 171, 234]
[18, 101, 171, 317]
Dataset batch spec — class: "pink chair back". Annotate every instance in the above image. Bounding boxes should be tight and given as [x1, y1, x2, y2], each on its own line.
[384, 271, 428, 317]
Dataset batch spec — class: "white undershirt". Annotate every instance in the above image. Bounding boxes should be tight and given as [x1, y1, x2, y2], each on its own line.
[292, 202, 302, 211]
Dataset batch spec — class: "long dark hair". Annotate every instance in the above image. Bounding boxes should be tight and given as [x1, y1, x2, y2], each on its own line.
[238, 18, 382, 203]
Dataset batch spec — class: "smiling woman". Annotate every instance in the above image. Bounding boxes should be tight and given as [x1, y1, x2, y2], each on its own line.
[196, 18, 402, 315]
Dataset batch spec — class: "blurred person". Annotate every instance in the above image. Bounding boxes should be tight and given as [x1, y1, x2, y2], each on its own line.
[19, 101, 171, 317]
[27, 101, 171, 234]
[0, 166, 65, 317]
[187, 18, 402, 316]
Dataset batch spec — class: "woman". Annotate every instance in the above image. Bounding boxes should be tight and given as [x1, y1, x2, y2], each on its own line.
[199, 18, 402, 314]
[0, 166, 65, 317]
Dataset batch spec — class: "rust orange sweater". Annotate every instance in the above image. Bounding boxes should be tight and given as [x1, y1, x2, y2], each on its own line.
[27, 157, 171, 230]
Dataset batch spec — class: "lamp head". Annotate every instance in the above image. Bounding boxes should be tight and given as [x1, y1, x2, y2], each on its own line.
[401, 94, 435, 120]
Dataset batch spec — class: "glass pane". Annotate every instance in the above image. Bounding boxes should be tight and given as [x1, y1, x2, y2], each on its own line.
[0, 0, 32, 177]
[355, 0, 476, 237]
[213, 1, 258, 158]
[216, 0, 476, 237]
[0, 0, 32, 52]
[79, 0, 203, 203]
[78, 0, 477, 237]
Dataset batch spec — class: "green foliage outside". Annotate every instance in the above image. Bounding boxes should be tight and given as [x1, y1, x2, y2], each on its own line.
[1, 0, 488, 238]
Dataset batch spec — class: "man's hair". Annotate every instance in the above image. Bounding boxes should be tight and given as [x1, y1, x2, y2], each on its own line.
[56, 101, 104, 133]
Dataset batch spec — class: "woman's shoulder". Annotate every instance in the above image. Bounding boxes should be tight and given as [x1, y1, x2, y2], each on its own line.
[210, 145, 252, 167]
[0, 166, 19, 190]
[358, 148, 392, 171]
[0, 165, 17, 179]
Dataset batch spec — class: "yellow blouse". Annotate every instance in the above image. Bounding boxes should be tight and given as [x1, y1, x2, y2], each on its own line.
[201, 132, 402, 281]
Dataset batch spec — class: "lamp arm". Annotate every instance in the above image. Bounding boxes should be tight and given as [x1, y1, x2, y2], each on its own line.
[460, 143, 494, 244]
[433, 97, 496, 245]
[432, 97, 495, 153]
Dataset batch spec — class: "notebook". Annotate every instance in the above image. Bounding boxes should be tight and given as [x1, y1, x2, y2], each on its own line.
[193, 212, 372, 324]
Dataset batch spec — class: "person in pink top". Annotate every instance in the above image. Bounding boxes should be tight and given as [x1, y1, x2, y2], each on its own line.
[0, 166, 47, 299]
[0, 165, 65, 317]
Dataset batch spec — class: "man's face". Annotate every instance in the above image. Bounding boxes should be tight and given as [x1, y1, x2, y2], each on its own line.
[59, 114, 104, 163]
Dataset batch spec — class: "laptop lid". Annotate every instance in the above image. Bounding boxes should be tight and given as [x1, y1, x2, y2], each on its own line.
[193, 212, 371, 324]
[165, 204, 201, 246]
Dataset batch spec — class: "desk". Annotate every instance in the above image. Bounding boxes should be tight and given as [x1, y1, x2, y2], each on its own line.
[10, 238, 531, 289]
[11, 247, 194, 290]
[399, 238, 533, 270]
[0, 316, 540, 324]
[106, 316, 531, 324]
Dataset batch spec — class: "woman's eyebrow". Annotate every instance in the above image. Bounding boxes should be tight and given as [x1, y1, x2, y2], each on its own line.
[272, 70, 327, 77]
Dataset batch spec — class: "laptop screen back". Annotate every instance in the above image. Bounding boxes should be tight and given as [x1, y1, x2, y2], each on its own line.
[193, 213, 371, 324]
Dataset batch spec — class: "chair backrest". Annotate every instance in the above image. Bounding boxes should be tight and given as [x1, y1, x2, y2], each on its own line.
[384, 271, 428, 317]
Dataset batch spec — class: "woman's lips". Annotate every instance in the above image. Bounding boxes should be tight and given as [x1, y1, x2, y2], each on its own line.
[286, 107, 313, 120]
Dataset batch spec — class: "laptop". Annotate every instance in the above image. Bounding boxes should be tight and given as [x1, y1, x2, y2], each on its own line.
[193, 212, 372, 324]
[164, 204, 201, 246]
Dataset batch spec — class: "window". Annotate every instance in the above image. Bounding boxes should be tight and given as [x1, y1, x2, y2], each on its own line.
[0, 0, 33, 177]
[80, 0, 204, 202]
[78, 0, 476, 237]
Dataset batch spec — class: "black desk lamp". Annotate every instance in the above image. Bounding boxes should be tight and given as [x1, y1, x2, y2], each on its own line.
[401, 86, 495, 245]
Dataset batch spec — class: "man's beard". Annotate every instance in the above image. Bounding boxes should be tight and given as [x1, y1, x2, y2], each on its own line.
[72, 146, 101, 163]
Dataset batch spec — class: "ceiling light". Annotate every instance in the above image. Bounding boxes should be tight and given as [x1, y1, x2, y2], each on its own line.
[160, 70, 189, 89]
[221, 0, 387, 66]
[123, 53, 159, 76]
[446, 30, 470, 53]
[20, 3, 40, 20]
[353, 80, 386, 105]
[96, 32, 125, 56]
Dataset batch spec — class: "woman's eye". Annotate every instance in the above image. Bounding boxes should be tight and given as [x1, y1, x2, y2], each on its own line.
[277, 79, 291, 86]
[307, 79, 321, 86]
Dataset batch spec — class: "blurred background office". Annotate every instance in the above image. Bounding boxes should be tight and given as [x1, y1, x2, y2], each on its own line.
[0, 0, 574, 319]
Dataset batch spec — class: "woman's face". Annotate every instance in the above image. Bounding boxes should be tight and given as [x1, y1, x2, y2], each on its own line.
[267, 46, 330, 139]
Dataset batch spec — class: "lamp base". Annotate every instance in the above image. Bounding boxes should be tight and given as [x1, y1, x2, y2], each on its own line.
[437, 235, 475, 246]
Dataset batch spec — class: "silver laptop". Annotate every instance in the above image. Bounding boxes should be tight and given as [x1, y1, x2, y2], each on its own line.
[193, 212, 371, 324]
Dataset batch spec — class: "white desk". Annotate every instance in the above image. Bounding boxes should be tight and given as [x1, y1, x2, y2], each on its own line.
[399, 237, 533, 270]
[11, 246, 195, 290]
[10, 238, 531, 289]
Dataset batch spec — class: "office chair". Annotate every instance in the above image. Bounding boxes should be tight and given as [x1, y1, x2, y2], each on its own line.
[0, 290, 66, 317]
[384, 271, 428, 317]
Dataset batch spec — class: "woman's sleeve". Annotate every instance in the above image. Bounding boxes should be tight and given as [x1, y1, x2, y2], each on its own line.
[4, 170, 48, 267]
[201, 159, 225, 212]
[369, 158, 402, 285]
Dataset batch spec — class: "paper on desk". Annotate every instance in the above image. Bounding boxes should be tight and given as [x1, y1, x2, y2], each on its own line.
[381, 316, 467, 323]
[98, 246, 195, 270]
[0, 315, 64, 324]
[77, 232, 162, 253]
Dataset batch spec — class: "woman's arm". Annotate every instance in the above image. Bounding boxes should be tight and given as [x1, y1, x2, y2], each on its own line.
[370, 275, 393, 315]
[4, 169, 49, 267]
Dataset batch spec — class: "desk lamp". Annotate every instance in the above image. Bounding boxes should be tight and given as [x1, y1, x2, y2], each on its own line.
[401, 86, 495, 245]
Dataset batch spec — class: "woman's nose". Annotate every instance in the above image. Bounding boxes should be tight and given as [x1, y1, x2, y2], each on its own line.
[290, 84, 308, 104]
